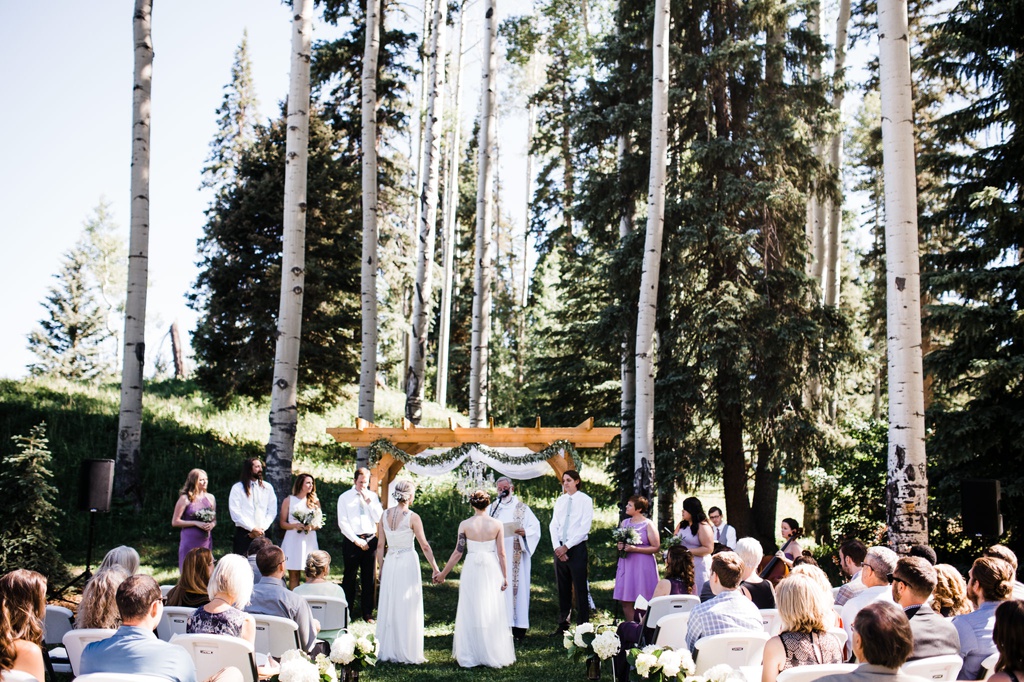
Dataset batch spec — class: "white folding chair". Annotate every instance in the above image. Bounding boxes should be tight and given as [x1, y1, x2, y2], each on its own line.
[982, 653, 1000, 680]
[300, 594, 348, 631]
[44, 605, 75, 674]
[171, 633, 258, 682]
[652, 612, 690, 649]
[73, 674, 172, 682]
[0, 671, 39, 682]
[902, 654, 965, 681]
[251, 613, 301, 657]
[776, 663, 859, 682]
[694, 631, 770, 674]
[642, 595, 702, 631]
[160, 584, 174, 598]
[759, 609, 782, 636]
[62, 628, 116, 676]
[157, 606, 196, 641]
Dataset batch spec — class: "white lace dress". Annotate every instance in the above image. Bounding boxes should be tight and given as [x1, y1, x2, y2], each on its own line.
[452, 539, 516, 668]
[375, 511, 426, 664]
[281, 495, 318, 571]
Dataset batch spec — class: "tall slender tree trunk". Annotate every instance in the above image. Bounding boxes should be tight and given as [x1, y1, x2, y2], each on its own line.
[406, 0, 447, 423]
[824, 0, 852, 307]
[435, 1, 467, 409]
[633, 0, 669, 496]
[618, 134, 636, 500]
[358, 0, 382, 467]
[115, 0, 154, 506]
[808, 2, 827, 290]
[878, 0, 927, 552]
[266, 0, 313, 503]
[469, 0, 497, 427]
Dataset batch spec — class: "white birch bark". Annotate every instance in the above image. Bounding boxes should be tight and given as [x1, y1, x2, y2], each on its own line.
[469, 0, 497, 427]
[406, 0, 448, 424]
[115, 0, 153, 504]
[634, 0, 669, 480]
[618, 134, 635, 460]
[358, 0, 382, 467]
[808, 3, 826, 289]
[825, 0, 852, 306]
[436, 3, 467, 408]
[266, 0, 313, 502]
[878, 0, 928, 551]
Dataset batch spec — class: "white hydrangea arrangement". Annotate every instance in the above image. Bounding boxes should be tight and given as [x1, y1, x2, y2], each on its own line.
[626, 644, 697, 681]
[563, 622, 621, 663]
[275, 650, 327, 682]
[329, 631, 378, 671]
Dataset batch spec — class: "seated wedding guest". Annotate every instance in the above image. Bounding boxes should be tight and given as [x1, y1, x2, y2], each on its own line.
[685, 552, 763, 654]
[816, 602, 923, 682]
[762, 573, 844, 682]
[790, 564, 840, 629]
[245, 546, 323, 654]
[909, 545, 937, 566]
[76, 565, 130, 629]
[835, 538, 868, 607]
[699, 544, 733, 602]
[982, 546, 1024, 600]
[0, 569, 47, 682]
[934, 564, 973, 618]
[954, 556, 1015, 680]
[841, 546, 899, 650]
[989, 600, 1024, 682]
[166, 547, 214, 608]
[793, 552, 819, 567]
[653, 546, 696, 598]
[735, 537, 776, 609]
[293, 550, 347, 644]
[247, 536, 272, 581]
[98, 545, 140, 575]
[890, 556, 960, 660]
[187, 554, 256, 645]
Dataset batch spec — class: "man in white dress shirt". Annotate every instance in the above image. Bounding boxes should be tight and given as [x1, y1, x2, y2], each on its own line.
[840, 545, 898, 659]
[337, 467, 383, 622]
[549, 469, 594, 635]
[707, 506, 736, 548]
[489, 476, 541, 641]
[228, 457, 278, 556]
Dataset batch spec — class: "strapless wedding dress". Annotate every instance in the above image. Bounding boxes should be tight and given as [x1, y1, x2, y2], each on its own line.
[452, 539, 516, 668]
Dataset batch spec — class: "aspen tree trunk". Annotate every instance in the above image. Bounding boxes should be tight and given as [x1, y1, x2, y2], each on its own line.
[618, 134, 636, 478]
[406, 0, 448, 423]
[435, 1, 467, 409]
[266, 0, 313, 502]
[634, 0, 669, 491]
[358, 0, 382, 467]
[878, 0, 928, 551]
[808, 3, 827, 289]
[469, 0, 497, 427]
[115, 0, 153, 505]
[825, 0, 852, 307]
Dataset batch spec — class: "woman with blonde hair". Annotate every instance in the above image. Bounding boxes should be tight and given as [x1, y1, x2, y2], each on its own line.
[933, 563, 972, 617]
[0, 569, 47, 682]
[165, 547, 214, 608]
[75, 565, 129, 629]
[280, 473, 321, 589]
[172, 469, 216, 571]
[97, 545, 140, 575]
[186, 553, 256, 645]
[761, 573, 844, 682]
[736, 537, 776, 608]
[294, 550, 348, 643]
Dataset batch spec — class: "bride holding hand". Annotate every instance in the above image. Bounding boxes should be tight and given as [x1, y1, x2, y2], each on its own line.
[435, 490, 516, 669]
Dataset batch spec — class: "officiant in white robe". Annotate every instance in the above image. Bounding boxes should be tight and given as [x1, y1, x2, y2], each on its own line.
[489, 477, 541, 641]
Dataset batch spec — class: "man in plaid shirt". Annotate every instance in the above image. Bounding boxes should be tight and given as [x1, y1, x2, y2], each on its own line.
[834, 538, 868, 607]
[685, 551, 764, 654]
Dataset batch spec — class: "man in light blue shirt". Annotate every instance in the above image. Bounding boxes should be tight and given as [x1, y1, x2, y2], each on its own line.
[80, 575, 197, 682]
[685, 551, 763, 654]
[953, 556, 1015, 680]
[246, 545, 321, 652]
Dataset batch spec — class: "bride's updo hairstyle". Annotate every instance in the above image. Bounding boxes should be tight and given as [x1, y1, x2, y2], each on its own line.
[392, 480, 415, 503]
[469, 490, 491, 510]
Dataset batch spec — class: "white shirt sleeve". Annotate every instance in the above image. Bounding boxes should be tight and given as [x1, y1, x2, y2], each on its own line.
[564, 493, 593, 550]
[550, 495, 564, 550]
[228, 482, 254, 530]
[725, 524, 737, 549]
[261, 485, 278, 531]
[337, 491, 358, 544]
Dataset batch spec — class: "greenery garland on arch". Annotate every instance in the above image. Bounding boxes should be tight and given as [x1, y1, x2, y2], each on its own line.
[367, 438, 582, 472]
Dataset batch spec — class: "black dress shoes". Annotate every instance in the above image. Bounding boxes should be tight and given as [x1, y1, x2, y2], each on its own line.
[548, 623, 569, 638]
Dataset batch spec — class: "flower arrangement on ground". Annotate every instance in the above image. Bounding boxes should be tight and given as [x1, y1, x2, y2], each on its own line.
[274, 649, 337, 682]
[329, 631, 378, 671]
[564, 622, 622, 662]
[612, 527, 641, 557]
[626, 644, 696, 681]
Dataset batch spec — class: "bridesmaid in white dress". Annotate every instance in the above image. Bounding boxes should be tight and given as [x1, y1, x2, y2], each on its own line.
[280, 473, 321, 589]
[435, 490, 516, 669]
[375, 480, 441, 664]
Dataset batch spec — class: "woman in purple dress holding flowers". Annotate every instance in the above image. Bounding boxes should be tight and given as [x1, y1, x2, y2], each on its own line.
[172, 469, 216, 571]
[613, 495, 661, 621]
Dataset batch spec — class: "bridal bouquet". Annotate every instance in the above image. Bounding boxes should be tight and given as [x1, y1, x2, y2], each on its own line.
[291, 507, 325, 534]
[626, 645, 696, 681]
[612, 526, 641, 557]
[330, 631, 378, 672]
[563, 622, 621, 662]
[193, 508, 216, 524]
[661, 531, 682, 550]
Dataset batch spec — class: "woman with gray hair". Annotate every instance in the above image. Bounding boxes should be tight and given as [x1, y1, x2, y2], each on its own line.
[294, 550, 348, 643]
[97, 545, 140, 575]
[735, 537, 776, 608]
[186, 553, 256, 645]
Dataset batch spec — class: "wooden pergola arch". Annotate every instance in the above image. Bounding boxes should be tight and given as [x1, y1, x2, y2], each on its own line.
[327, 417, 620, 503]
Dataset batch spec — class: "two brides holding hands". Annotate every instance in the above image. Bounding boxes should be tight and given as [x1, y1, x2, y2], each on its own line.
[375, 483, 515, 669]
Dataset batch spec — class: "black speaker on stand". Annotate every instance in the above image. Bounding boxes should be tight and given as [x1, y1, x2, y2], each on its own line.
[55, 459, 114, 596]
[962, 478, 1003, 537]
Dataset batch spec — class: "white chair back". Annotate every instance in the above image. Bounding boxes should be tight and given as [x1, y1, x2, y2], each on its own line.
[251, 614, 301, 657]
[776, 663, 859, 682]
[902, 654, 965, 681]
[160, 585, 174, 598]
[759, 609, 782, 635]
[157, 606, 196, 641]
[73, 674, 173, 682]
[300, 595, 348, 631]
[694, 631, 770, 674]
[982, 653, 1000, 680]
[62, 628, 117, 676]
[44, 606, 74, 646]
[171, 633, 258, 682]
[652, 612, 690, 649]
[0, 670, 40, 682]
[643, 595, 701, 630]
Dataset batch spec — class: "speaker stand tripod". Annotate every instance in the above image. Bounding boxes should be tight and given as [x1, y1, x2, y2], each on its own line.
[54, 510, 99, 597]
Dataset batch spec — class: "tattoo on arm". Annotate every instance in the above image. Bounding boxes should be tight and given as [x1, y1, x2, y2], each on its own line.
[456, 531, 467, 554]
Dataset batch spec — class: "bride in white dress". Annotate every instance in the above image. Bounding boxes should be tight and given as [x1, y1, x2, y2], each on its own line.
[375, 480, 440, 664]
[435, 489, 516, 668]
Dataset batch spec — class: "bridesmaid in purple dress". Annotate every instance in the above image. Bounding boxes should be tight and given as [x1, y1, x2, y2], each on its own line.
[172, 469, 216, 571]
[613, 495, 661, 622]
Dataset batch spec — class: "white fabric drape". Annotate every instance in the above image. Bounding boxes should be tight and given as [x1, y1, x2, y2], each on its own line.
[401, 445, 572, 479]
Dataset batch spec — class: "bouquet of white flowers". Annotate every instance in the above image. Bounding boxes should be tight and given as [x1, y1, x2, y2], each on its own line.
[291, 507, 325, 534]
[329, 631, 378, 672]
[612, 526, 642, 557]
[193, 508, 216, 524]
[626, 644, 697, 681]
[274, 650, 338, 682]
[563, 622, 621, 662]
[661, 531, 683, 551]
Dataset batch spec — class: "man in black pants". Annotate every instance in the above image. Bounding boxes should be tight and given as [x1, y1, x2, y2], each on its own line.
[548, 469, 594, 635]
[336, 467, 383, 622]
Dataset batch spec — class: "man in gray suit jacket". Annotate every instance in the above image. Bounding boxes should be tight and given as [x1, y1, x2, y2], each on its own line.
[817, 602, 929, 682]
[892, 556, 961, 660]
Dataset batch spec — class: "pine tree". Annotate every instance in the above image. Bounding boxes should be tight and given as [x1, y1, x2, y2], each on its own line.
[27, 248, 110, 380]
[203, 31, 259, 190]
